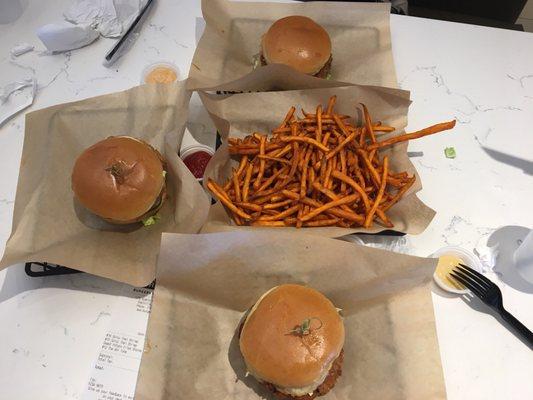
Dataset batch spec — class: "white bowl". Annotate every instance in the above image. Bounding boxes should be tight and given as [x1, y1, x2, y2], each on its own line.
[430, 246, 483, 294]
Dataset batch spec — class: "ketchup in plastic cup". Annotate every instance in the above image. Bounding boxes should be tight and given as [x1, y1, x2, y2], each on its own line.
[182, 150, 212, 179]
[179, 128, 214, 181]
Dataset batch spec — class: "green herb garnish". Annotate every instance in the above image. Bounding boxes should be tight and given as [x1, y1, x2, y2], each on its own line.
[444, 147, 456, 159]
[286, 317, 323, 337]
[142, 214, 160, 227]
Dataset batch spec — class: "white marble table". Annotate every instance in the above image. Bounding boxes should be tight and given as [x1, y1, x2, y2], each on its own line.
[1, 1, 532, 399]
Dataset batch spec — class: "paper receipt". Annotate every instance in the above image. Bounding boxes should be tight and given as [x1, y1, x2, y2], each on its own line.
[82, 284, 153, 400]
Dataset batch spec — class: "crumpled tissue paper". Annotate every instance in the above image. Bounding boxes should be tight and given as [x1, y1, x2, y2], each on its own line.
[0, 78, 37, 127]
[64, 0, 144, 38]
[36, 22, 99, 53]
[474, 242, 499, 273]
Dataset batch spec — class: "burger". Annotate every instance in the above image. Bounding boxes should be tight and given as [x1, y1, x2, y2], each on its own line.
[239, 284, 345, 399]
[259, 16, 332, 79]
[71, 136, 167, 225]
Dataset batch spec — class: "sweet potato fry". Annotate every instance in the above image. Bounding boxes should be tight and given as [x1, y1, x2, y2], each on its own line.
[256, 166, 288, 193]
[326, 129, 356, 160]
[304, 218, 339, 227]
[316, 104, 323, 143]
[301, 197, 364, 223]
[213, 98, 454, 228]
[264, 199, 293, 210]
[258, 204, 300, 221]
[235, 202, 263, 212]
[236, 155, 248, 177]
[278, 106, 296, 129]
[372, 125, 395, 132]
[253, 135, 267, 189]
[382, 176, 415, 211]
[207, 179, 251, 220]
[326, 95, 337, 115]
[232, 174, 241, 202]
[357, 149, 381, 187]
[279, 136, 330, 153]
[257, 155, 291, 166]
[361, 103, 376, 144]
[331, 170, 370, 211]
[251, 220, 286, 227]
[368, 120, 456, 150]
[300, 194, 359, 222]
[364, 156, 388, 227]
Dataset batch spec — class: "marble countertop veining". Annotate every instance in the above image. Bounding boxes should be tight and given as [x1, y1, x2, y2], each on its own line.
[0, 1, 533, 399]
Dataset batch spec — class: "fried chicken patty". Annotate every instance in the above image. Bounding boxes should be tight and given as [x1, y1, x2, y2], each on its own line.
[260, 53, 332, 78]
[261, 350, 344, 400]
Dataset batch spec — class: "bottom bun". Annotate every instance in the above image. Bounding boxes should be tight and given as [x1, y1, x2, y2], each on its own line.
[262, 350, 344, 400]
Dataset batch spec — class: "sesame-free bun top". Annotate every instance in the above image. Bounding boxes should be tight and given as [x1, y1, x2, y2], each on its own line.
[261, 16, 331, 75]
[239, 284, 344, 394]
[71, 136, 165, 223]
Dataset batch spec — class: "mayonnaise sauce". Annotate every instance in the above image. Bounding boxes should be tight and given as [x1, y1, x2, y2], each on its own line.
[435, 255, 465, 290]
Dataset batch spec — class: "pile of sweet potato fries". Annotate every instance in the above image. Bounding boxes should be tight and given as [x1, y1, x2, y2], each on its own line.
[207, 96, 455, 228]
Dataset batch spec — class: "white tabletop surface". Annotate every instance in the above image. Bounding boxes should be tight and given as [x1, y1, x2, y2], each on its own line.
[1, 1, 533, 399]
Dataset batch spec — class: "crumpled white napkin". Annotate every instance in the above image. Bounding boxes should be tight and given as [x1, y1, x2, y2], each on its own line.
[63, 0, 144, 38]
[36, 22, 99, 53]
[0, 78, 37, 127]
[474, 242, 499, 273]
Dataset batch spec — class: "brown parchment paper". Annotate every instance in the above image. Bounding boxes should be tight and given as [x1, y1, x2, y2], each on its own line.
[200, 85, 435, 236]
[0, 82, 210, 287]
[187, 0, 398, 91]
[135, 231, 446, 400]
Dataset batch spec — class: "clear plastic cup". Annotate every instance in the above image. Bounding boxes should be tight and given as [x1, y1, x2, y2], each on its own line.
[141, 61, 180, 84]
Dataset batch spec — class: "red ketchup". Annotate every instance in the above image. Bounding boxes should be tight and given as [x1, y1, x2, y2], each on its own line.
[183, 151, 212, 179]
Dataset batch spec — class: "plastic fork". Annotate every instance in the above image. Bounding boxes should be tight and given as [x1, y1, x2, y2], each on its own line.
[450, 264, 533, 347]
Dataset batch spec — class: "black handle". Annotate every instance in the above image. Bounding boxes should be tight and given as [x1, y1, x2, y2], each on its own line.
[500, 308, 533, 347]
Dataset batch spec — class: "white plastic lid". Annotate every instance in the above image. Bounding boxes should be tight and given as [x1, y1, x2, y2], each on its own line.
[430, 246, 483, 294]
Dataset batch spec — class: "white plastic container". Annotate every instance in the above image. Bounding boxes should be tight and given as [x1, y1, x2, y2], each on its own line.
[431, 246, 483, 294]
[141, 61, 180, 84]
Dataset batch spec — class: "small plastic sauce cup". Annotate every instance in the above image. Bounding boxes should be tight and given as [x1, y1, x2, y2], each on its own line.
[431, 246, 483, 294]
[141, 62, 180, 84]
[180, 145, 214, 181]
